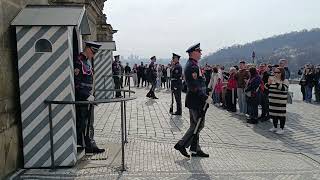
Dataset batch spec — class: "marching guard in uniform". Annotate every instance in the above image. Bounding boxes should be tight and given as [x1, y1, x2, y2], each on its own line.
[170, 53, 183, 115]
[174, 43, 212, 158]
[146, 56, 158, 99]
[112, 55, 123, 98]
[74, 41, 105, 154]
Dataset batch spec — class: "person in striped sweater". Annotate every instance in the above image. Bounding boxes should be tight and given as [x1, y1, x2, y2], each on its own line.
[266, 67, 289, 135]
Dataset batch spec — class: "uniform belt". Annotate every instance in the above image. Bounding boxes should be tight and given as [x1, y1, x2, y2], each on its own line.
[171, 78, 181, 81]
[80, 83, 93, 88]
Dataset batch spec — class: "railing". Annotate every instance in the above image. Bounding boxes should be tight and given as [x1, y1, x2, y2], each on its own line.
[44, 89, 136, 171]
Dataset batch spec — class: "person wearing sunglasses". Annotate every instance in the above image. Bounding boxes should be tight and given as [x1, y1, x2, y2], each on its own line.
[74, 41, 105, 154]
[266, 67, 289, 135]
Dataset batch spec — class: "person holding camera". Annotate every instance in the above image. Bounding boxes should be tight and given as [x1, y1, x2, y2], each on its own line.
[267, 67, 289, 135]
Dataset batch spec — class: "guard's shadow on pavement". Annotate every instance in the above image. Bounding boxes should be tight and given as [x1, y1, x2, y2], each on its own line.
[170, 115, 184, 131]
[145, 99, 157, 106]
[175, 158, 211, 180]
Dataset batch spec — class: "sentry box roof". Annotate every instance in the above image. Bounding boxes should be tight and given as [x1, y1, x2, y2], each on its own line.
[11, 5, 91, 35]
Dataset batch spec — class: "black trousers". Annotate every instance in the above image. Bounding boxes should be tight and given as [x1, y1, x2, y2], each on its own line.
[226, 89, 237, 112]
[301, 85, 306, 101]
[177, 109, 205, 152]
[173, 88, 182, 113]
[272, 116, 286, 129]
[125, 75, 130, 86]
[247, 96, 258, 119]
[147, 80, 156, 97]
[137, 75, 143, 87]
[76, 104, 89, 147]
[259, 92, 269, 117]
[113, 76, 122, 97]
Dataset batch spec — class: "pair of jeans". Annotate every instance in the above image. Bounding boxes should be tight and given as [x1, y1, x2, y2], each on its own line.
[305, 85, 313, 102]
[214, 92, 221, 104]
[237, 88, 247, 114]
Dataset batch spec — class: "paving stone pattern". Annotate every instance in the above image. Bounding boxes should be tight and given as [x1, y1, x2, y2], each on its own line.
[10, 84, 320, 179]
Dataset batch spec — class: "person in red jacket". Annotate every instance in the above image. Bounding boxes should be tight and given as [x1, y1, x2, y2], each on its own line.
[226, 67, 238, 112]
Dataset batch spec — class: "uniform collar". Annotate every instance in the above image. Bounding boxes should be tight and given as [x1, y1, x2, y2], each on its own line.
[80, 53, 88, 60]
[188, 58, 198, 65]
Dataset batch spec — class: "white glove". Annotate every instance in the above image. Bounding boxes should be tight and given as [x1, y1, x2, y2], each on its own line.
[87, 95, 95, 101]
[206, 96, 213, 104]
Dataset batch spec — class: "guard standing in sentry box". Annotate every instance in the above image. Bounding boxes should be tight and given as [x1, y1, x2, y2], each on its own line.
[74, 41, 105, 154]
[170, 53, 183, 115]
[174, 43, 212, 158]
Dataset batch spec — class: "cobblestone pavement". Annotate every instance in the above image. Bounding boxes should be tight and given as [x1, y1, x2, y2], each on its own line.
[10, 84, 320, 179]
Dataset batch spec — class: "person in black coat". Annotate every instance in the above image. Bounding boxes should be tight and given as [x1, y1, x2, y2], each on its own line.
[137, 62, 144, 87]
[146, 56, 158, 99]
[174, 43, 212, 158]
[74, 41, 105, 154]
[124, 62, 131, 86]
[170, 53, 183, 115]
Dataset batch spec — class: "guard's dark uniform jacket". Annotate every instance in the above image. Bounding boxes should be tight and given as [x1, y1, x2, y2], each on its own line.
[148, 62, 157, 83]
[171, 62, 183, 114]
[184, 58, 208, 110]
[74, 53, 93, 147]
[171, 63, 183, 90]
[112, 61, 122, 75]
[74, 53, 93, 101]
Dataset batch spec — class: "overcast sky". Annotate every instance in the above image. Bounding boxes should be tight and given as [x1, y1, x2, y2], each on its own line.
[104, 0, 320, 59]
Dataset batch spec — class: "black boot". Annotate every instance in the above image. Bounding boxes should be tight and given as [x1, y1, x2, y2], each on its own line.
[174, 143, 190, 158]
[191, 150, 209, 157]
[85, 146, 105, 154]
[172, 111, 182, 115]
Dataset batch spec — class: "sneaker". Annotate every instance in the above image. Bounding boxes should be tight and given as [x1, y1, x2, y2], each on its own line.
[235, 112, 241, 115]
[276, 129, 284, 135]
[269, 127, 277, 132]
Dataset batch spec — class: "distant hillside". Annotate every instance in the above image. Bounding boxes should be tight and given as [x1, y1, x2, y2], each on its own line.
[201, 28, 320, 71]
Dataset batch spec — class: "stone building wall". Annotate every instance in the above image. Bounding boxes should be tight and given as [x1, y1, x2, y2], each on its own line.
[0, 0, 114, 178]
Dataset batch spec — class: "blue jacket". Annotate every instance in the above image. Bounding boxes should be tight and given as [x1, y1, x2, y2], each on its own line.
[184, 58, 208, 110]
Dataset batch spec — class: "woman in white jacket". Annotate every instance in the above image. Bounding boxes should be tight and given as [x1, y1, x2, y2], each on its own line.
[208, 67, 219, 104]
